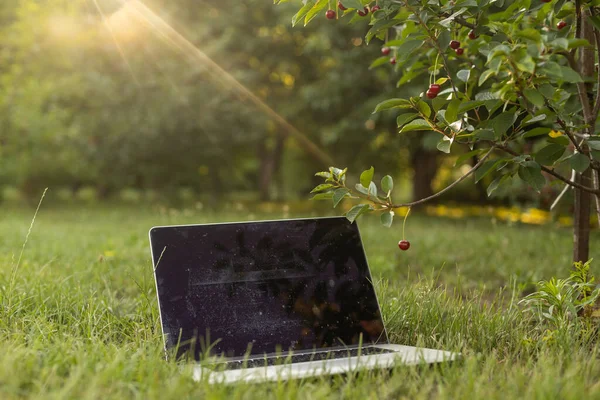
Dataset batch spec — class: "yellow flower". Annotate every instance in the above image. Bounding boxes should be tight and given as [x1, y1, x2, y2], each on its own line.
[549, 130, 563, 138]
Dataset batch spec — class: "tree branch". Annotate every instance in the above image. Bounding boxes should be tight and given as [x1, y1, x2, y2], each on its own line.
[497, 145, 600, 194]
[388, 146, 495, 208]
[438, 13, 476, 30]
[590, 7, 600, 119]
[545, 101, 586, 154]
[558, 51, 594, 127]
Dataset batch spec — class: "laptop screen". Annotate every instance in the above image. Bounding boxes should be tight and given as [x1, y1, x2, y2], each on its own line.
[150, 217, 388, 360]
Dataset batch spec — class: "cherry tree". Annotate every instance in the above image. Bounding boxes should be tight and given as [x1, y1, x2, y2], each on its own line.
[279, 0, 600, 262]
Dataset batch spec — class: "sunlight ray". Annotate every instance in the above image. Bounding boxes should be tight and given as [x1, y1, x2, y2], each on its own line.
[122, 0, 334, 165]
[91, 0, 140, 86]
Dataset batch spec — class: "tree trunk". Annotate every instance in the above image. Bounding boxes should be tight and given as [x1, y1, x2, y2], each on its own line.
[573, 168, 592, 263]
[410, 148, 439, 204]
[257, 134, 285, 201]
[573, 9, 595, 263]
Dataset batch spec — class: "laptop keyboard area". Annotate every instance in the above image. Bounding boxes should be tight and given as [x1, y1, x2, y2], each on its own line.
[216, 347, 395, 370]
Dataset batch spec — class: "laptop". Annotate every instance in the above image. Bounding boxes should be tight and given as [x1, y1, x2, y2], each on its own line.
[149, 217, 456, 384]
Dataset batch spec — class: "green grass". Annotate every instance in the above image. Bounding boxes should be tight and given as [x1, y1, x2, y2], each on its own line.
[1, 203, 600, 399]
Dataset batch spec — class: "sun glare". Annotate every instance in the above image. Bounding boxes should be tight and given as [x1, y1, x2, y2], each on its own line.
[106, 2, 143, 42]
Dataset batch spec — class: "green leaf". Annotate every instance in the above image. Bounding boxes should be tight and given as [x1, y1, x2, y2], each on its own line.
[292, 1, 315, 26]
[560, 66, 583, 82]
[396, 40, 423, 59]
[458, 101, 486, 114]
[397, 113, 419, 128]
[315, 171, 332, 179]
[487, 174, 511, 197]
[515, 28, 541, 42]
[311, 192, 334, 200]
[400, 119, 431, 133]
[570, 153, 590, 173]
[373, 98, 412, 113]
[522, 114, 547, 126]
[445, 98, 461, 124]
[432, 97, 447, 112]
[568, 39, 591, 49]
[474, 129, 496, 140]
[310, 183, 334, 193]
[437, 136, 453, 153]
[345, 204, 371, 223]
[355, 183, 369, 195]
[360, 166, 375, 188]
[523, 127, 552, 138]
[417, 101, 431, 118]
[369, 56, 391, 70]
[368, 181, 378, 197]
[381, 175, 394, 193]
[381, 211, 394, 228]
[304, 0, 328, 26]
[454, 149, 484, 166]
[438, 8, 467, 28]
[589, 15, 600, 31]
[534, 144, 565, 166]
[523, 88, 545, 107]
[479, 69, 496, 86]
[474, 159, 502, 183]
[492, 112, 516, 138]
[457, 69, 471, 82]
[518, 161, 546, 192]
[332, 188, 350, 208]
[587, 139, 600, 150]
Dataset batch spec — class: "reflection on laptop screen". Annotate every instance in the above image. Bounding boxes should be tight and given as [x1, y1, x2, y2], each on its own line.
[150, 217, 387, 360]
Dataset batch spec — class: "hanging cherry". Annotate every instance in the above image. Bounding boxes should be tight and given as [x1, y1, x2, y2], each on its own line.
[357, 7, 369, 16]
[449, 40, 460, 49]
[398, 208, 412, 251]
[398, 240, 411, 251]
[371, 5, 381, 12]
[338, 1, 347, 10]
[325, 9, 336, 19]
[381, 47, 391, 55]
[455, 48, 464, 55]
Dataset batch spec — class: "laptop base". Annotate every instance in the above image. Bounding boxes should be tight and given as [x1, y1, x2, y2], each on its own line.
[193, 344, 458, 384]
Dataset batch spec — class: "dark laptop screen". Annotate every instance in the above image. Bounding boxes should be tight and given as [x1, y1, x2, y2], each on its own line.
[150, 217, 387, 360]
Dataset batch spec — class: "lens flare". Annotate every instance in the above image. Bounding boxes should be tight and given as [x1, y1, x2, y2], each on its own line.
[98, 0, 334, 165]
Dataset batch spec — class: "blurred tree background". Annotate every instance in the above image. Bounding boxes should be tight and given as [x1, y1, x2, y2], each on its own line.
[0, 0, 550, 208]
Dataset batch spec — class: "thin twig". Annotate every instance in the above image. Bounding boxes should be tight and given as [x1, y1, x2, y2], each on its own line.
[400, 0, 458, 94]
[497, 145, 600, 194]
[388, 146, 495, 208]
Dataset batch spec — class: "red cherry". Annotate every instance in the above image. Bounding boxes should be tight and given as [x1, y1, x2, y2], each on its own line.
[381, 47, 391, 55]
[455, 48, 464, 55]
[390, 57, 396, 65]
[429, 84, 441, 94]
[557, 21, 567, 30]
[468, 30, 478, 40]
[398, 240, 410, 251]
[357, 7, 369, 16]
[326, 10, 336, 19]
[338, 1, 347, 10]
[449, 40, 460, 49]
[426, 90, 437, 99]
[371, 5, 381, 12]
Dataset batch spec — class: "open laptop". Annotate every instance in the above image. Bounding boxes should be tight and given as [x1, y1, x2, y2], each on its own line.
[149, 217, 456, 384]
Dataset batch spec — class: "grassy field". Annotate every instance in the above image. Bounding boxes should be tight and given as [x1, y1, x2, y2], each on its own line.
[1, 203, 600, 399]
